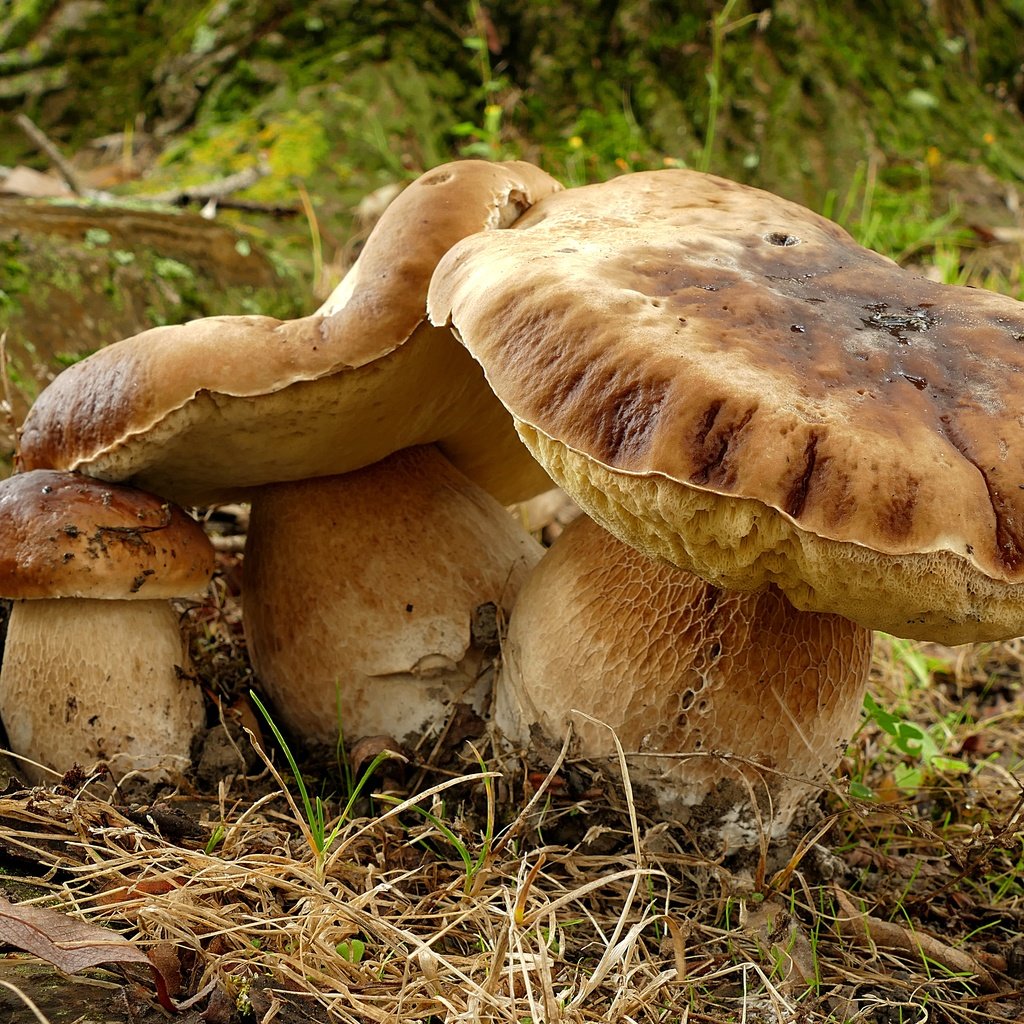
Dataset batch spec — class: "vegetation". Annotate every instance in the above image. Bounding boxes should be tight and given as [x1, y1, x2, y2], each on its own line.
[0, 2, 1023, 1022]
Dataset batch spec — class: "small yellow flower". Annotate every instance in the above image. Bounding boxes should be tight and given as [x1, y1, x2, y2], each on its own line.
[568, 135, 583, 150]
[615, 157, 629, 172]
[663, 155, 682, 168]
[484, 104, 503, 118]
[983, 131, 996, 145]
[925, 146, 941, 168]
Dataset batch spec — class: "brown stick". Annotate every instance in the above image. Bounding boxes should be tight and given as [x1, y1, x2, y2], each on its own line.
[832, 886, 998, 992]
[14, 114, 87, 196]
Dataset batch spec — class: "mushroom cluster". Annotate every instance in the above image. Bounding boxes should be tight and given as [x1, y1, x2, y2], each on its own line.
[10, 160, 1024, 844]
[13, 160, 558, 764]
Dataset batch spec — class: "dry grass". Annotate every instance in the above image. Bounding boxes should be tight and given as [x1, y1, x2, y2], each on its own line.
[2, 622, 1024, 1023]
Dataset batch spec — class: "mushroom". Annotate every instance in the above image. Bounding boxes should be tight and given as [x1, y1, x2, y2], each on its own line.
[244, 446, 542, 747]
[427, 168, 1024, 828]
[16, 160, 562, 744]
[497, 514, 872, 843]
[18, 160, 562, 506]
[0, 470, 213, 782]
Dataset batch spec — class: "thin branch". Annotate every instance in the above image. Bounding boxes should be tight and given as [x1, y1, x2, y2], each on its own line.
[14, 113, 87, 196]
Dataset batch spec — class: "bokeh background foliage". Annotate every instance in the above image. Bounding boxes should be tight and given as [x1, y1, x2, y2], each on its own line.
[4, 0, 1024, 205]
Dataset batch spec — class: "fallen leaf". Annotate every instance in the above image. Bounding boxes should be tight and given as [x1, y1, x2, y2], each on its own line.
[742, 896, 816, 991]
[0, 894, 175, 1010]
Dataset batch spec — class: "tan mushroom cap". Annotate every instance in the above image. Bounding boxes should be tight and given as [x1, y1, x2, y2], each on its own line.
[0, 470, 214, 600]
[428, 169, 1024, 643]
[18, 160, 562, 506]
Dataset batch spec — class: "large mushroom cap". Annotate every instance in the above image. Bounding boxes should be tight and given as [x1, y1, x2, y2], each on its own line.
[428, 169, 1024, 643]
[18, 161, 563, 506]
[0, 470, 213, 599]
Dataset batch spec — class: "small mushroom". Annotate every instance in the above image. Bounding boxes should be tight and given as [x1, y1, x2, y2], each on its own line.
[428, 168, 1024, 835]
[244, 446, 542, 746]
[497, 515, 872, 842]
[0, 470, 213, 782]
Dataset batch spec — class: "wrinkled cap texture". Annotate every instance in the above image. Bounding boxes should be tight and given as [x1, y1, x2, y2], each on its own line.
[0, 470, 214, 599]
[18, 160, 562, 506]
[428, 169, 1024, 643]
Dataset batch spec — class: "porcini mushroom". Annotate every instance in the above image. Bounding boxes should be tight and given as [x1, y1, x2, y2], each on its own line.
[18, 160, 562, 506]
[428, 168, 1024, 642]
[427, 168, 1024, 830]
[16, 160, 562, 744]
[0, 470, 213, 781]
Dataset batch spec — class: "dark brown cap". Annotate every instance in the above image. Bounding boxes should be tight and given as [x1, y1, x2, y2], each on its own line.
[0, 470, 214, 599]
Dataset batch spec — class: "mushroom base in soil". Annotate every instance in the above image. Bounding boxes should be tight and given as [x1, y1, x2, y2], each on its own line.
[1, 599, 204, 782]
[0, 470, 214, 784]
[496, 516, 873, 850]
[242, 445, 544, 749]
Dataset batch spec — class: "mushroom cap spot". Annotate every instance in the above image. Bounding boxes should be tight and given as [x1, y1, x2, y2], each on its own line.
[428, 169, 1024, 642]
[0, 470, 214, 599]
[18, 160, 563, 506]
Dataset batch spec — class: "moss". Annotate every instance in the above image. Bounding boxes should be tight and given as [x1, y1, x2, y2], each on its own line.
[0, 201, 308, 462]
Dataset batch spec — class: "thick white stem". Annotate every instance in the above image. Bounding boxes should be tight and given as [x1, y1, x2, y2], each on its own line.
[498, 516, 873, 845]
[243, 445, 543, 747]
[0, 599, 204, 782]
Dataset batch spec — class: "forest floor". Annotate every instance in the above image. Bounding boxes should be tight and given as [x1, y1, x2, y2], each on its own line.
[2, 523, 1024, 1023]
[2, 109, 1024, 1023]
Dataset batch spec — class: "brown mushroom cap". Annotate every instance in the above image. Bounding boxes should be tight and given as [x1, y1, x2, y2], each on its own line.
[498, 515, 872, 835]
[17, 161, 562, 507]
[428, 169, 1024, 643]
[0, 470, 214, 599]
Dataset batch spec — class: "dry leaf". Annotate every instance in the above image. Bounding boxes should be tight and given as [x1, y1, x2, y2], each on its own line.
[0, 166, 73, 198]
[742, 896, 816, 990]
[0, 894, 175, 1010]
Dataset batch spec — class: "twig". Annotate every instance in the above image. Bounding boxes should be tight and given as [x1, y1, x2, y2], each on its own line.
[832, 886, 999, 992]
[14, 113, 87, 196]
[0, 980, 53, 1024]
[143, 165, 268, 205]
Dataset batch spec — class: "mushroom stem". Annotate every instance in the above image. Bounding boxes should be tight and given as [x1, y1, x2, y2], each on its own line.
[497, 516, 873, 848]
[0, 599, 204, 783]
[242, 445, 544, 748]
